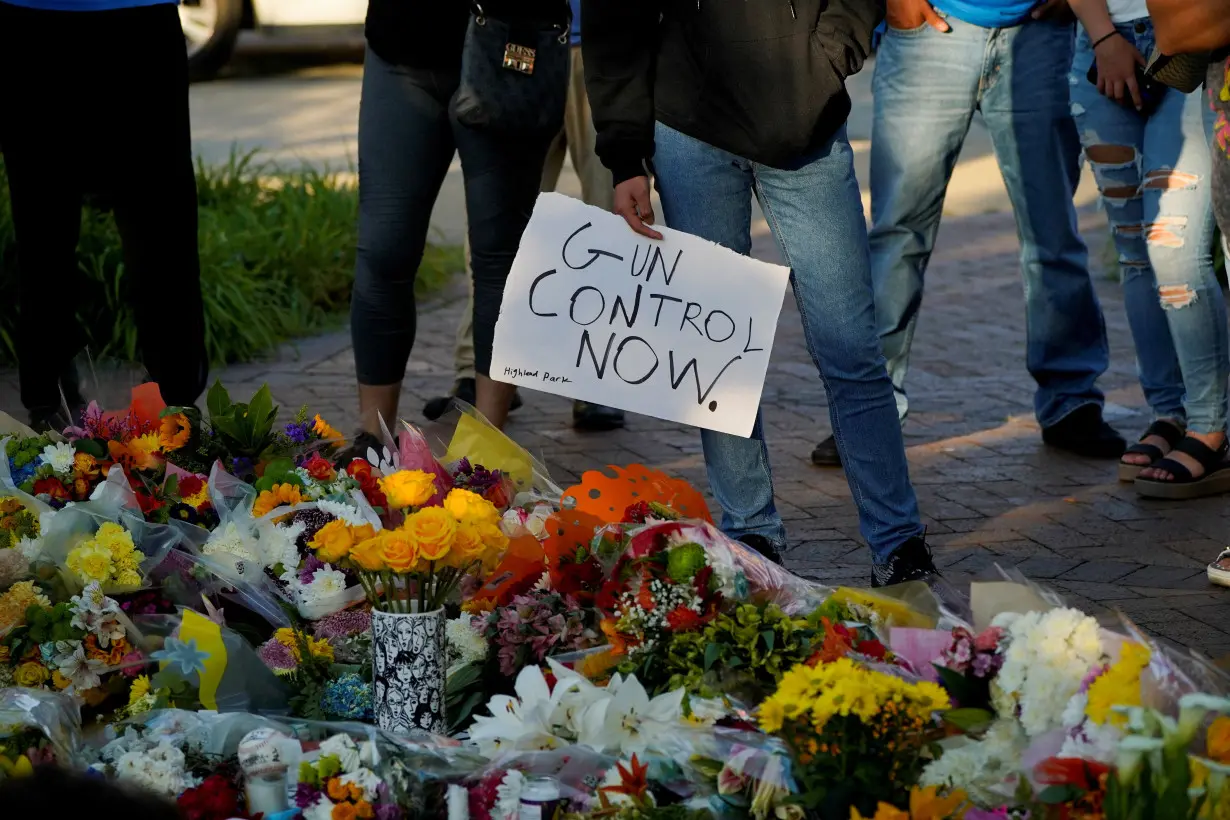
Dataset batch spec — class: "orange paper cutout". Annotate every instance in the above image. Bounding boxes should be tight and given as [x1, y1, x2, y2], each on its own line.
[562, 464, 712, 524]
[102, 382, 166, 434]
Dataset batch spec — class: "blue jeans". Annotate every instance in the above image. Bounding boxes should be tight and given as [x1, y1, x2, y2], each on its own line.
[870, 15, 1109, 427]
[1070, 21, 1228, 435]
[653, 122, 924, 563]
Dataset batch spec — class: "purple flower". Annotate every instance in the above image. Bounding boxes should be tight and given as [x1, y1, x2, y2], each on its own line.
[258, 638, 298, 674]
[284, 421, 314, 445]
[298, 554, 326, 585]
[294, 782, 323, 810]
[313, 609, 372, 640]
[375, 804, 402, 820]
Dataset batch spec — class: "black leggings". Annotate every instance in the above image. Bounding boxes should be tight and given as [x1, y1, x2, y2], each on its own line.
[350, 47, 553, 384]
[0, 1, 207, 410]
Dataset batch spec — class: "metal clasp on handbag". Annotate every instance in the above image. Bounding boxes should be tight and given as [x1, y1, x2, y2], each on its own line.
[473, 3, 538, 75]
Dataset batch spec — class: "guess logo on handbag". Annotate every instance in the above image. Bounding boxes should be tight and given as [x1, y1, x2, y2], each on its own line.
[503, 43, 536, 75]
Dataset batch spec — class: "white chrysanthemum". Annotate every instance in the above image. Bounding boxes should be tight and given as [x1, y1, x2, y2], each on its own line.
[114, 742, 191, 797]
[301, 797, 336, 820]
[493, 770, 525, 820]
[339, 768, 382, 802]
[920, 718, 1026, 807]
[317, 499, 368, 527]
[993, 607, 1105, 738]
[203, 521, 260, 562]
[301, 566, 348, 603]
[40, 441, 75, 474]
[17, 535, 43, 561]
[254, 519, 305, 570]
[446, 615, 489, 669]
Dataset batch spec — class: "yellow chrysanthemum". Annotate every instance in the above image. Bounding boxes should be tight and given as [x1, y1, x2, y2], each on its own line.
[1086, 642, 1151, 726]
[66, 543, 113, 585]
[252, 483, 303, 518]
[0, 581, 51, 632]
[274, 628, 336, 663]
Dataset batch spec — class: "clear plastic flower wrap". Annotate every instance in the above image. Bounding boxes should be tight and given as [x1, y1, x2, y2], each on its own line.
[0, 688, 86, 775]
[132, 610, 290, 714]
[35, 469, 184, 595]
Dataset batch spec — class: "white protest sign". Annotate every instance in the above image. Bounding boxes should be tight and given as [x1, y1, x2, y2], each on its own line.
[491, 193, 790, 437]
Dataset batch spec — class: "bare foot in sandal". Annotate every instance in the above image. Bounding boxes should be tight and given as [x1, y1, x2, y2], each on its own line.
[1119, 419, 1184, 481]
[1139, 431, 1226, 482]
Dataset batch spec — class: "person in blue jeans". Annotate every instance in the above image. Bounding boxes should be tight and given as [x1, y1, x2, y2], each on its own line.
[1068, 0, 1230, 499]
[810, 0, 1130, 469]
[581, 0, 937, 586]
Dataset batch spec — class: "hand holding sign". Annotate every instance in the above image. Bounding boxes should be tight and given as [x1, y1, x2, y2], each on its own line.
[491, 194, 790, 437]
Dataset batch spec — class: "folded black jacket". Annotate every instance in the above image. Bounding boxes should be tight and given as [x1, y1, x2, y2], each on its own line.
[581, 0, 883, 184]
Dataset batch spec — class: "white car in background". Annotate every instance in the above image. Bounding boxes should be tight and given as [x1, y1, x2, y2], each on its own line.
[180, 0, 365, 80]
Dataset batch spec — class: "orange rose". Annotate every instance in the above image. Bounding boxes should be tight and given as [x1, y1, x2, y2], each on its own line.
[326, 777, 349, 802]
[350, 532, 388, 572]
[332, 804, 357, 820]
[310, 520, 354, 564]
[404, 507, 455, 562]
[381, 530, 420, 574]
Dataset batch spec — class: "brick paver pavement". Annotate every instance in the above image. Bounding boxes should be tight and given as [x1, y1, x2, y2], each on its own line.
[3, 204, 1229, 660]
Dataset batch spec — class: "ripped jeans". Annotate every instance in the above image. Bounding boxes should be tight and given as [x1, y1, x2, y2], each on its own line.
[1070, 20, 1229, 435]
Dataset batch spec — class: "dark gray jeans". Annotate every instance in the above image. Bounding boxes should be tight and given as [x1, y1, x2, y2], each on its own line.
[351, 47, 552, 384]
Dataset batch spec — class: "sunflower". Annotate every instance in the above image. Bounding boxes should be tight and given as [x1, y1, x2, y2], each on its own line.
[252, 483, 303, 518]
[158, 413, 191, 451]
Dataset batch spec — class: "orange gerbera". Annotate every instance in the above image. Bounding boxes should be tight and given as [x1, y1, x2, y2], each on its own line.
[252, 483, 303, 517]
[158, 413, 191, 451]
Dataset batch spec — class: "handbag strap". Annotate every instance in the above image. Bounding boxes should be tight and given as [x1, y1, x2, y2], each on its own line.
[471, 0, 572, 44]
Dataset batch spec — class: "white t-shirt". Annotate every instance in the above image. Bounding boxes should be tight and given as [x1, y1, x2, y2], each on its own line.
[1107, 0, 1149, 23]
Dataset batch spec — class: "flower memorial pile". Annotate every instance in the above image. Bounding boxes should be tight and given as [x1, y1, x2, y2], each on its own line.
[0, 381, 1227, 820]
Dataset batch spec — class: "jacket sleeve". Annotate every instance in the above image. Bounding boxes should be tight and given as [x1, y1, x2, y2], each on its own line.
[814, 0, 884, 79]
[581, 0, 659, 185]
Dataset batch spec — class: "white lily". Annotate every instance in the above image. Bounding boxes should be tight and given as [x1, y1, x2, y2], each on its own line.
[579, 674, 685, 755]
[468, 664, 579, 757]
[545, 658, 611, 735]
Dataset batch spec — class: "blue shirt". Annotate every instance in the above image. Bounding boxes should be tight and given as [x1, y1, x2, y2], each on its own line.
[931, 0, 1039, 28]
[1, 0, 174, 9]
[569, 0, 581, 45]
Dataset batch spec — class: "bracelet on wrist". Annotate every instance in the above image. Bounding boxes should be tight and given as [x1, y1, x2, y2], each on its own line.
[1091, 30, 1119, 50]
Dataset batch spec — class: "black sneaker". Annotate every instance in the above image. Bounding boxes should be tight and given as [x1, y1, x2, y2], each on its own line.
[1041, 404, 1126, 459]
[573, 401, 626, 432]
[871, 536, 938, 588]
[738, 534, 784, 566]
[423, 378, 522, 421]
[811, 435, 842, 467]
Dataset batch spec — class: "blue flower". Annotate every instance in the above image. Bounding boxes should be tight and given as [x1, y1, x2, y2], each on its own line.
[151, 636, 210, 676]
[321, 673, 373, 721]
[284, 421, 313, 445]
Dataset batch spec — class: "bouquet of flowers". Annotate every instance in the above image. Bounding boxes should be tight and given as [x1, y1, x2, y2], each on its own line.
[317, 479, 510, 614]
[0, 688, 83, 779]
[931, 625, 1006, 712]
[295, 733, 405, 820]
[759, 657, 950, 817]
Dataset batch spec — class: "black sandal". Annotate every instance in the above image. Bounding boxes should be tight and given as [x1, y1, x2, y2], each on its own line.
[1134, 436, 1230, 500]
[1118, 419, 1185, 482]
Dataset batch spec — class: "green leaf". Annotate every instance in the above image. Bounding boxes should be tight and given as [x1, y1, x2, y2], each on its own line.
[74, 438, 106, 459]
[941, 707, 994, 734]
[1037, 785, 1083, 804]
[703, 642, 720, 672]
[206, 380, 231, 421]
[761, 629, 776, 653]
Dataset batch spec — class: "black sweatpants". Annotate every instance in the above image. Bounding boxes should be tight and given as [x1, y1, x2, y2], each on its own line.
[0, 1, 207, 411]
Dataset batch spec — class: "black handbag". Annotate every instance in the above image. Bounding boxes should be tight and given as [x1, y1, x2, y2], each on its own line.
[450, 2, 571, 138]
[1145, 48, 1215, 94]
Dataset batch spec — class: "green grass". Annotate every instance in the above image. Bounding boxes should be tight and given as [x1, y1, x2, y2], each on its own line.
[0, 149, 461, 366]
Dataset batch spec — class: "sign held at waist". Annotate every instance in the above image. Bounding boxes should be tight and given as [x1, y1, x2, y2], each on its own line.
[491, 193, 790, 437]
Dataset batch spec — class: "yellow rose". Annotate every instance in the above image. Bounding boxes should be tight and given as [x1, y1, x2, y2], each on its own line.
[379, 470, 437, 510]
[310, 520, 354, 564]
[442, 488, 501, 528]
[381, 530, 420, 574]
[451, 523, 486, 564]
[14, 661, 49, 688]
[404, 507, 455, 562]
[67, 543, 113, 585]
[350, 533, 387, 572]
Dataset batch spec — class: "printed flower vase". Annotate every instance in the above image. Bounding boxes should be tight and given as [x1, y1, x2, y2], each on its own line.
[371, 607, 447, 734]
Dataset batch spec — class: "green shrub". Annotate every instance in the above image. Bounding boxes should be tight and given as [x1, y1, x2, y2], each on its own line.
[0, 150, 460, 366]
